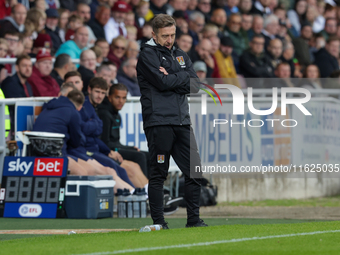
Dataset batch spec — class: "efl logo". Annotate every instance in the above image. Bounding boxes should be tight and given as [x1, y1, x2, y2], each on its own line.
[18, 204, 42, 217]
[33, 158, 64, 176]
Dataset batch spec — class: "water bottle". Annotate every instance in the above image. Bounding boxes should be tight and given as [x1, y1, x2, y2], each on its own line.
[124, 189, 133, 218]
[116, 189, 126, 218]
[139, 224, 163, 232]
[139, 188, 147, 218]
[133, 188, 141, 218]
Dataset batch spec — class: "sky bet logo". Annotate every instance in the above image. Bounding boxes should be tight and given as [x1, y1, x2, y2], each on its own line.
[200, 85, 312, 128]
[7, 158, 64, 176]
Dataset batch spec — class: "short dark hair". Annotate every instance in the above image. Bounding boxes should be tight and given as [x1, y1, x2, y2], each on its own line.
[67, 89, 85, 107]
[109, 83, 128, 95]
[327, 36, 340, 44]
[152, 14, 176, 34]
[88, 77, 108, 90]
[16, 54, 31, 66]
[252, 34, 264, 41]
[60, 82, 77, 96]
[275, 62, 290, 70]
[95, 38, 109, 45]
[65, 71, 82, 81]
[54, 54, 71, 69]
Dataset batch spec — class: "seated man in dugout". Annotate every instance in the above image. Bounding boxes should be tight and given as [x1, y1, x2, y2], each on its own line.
[33, 83, 134, 193]
[69, 77, 148, 191]
[97, 83, 150, 179]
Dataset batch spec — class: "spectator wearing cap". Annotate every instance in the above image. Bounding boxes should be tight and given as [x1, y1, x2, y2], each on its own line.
[0, 3, 27, 37]
[214, 36, 240, 87]
[224, 13, 247, 58]
[78, 49, 97, 94]
[193, 61, 207, 82]
[31, 33, 53, 57]
[88, 4, 111, 40]
[55, 26, 89, 60]
[239, 34, 274, 79]
[117, 58, 140, 96]
[45, 8, 63, 54]
[104, 1, 130, 44]
[27, 49, 60, 96]
[76, 3, 97, 47]
[314, 37, 340, 78]
[292, 21, 313, 69]
[51, 54, 76, 87]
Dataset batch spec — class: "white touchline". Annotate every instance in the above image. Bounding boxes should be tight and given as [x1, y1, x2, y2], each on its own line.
[75, 229, 340, 255]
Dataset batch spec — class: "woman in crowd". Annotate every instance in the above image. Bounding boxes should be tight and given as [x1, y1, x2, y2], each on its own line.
[58, 8, 69, 42]
[26, 8, 47, 40]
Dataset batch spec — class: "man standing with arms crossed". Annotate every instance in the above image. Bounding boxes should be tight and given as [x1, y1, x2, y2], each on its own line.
[136, 14, 207, 229]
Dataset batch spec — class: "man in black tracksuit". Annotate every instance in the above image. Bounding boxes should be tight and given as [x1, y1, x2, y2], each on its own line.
[136, 14, 207, 228]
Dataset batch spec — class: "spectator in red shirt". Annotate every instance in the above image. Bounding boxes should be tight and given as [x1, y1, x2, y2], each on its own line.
[27, 49, 60, 96]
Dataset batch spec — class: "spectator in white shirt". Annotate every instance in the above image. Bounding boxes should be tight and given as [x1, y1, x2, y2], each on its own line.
[104, 1, 131, 44]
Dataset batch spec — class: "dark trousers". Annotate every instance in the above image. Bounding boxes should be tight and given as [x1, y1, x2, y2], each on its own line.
[91, 152, 135, 188]
[144, 125, 202, 225]
[119, 149, 150, 179]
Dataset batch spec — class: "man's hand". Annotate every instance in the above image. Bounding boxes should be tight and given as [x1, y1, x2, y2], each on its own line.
[108, 150, 123, 163]
[159, 66, 168, 75]
[134, 146, 140, 152]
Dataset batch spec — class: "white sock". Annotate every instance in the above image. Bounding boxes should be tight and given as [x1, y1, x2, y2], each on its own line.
[130, 188, 135, 195]
[144, 184, 149, 194]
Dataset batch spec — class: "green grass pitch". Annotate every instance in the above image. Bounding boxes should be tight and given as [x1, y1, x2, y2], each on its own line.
[1, 219, 340, 255]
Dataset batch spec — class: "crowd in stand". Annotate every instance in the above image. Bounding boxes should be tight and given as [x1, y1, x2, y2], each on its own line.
[0, 0, 340, 97]
[0, 0, 340, 194]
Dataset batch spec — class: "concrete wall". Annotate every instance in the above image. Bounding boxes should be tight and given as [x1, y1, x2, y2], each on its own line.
[210, 174, 340, 202]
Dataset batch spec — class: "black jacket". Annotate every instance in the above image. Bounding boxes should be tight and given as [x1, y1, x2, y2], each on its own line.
[136, 39, 199, 129]
[87, 19, 106, 39]
[78, 65, 95, 94]
[32, 96, 83, 155]
[314, 48, 339, 78]
[1, 73, 33, 98]
[97, 97, 134, 150]
[239, 49, 274, 78]
[45, 26, 63, 54]
[50, 69, 64, 87]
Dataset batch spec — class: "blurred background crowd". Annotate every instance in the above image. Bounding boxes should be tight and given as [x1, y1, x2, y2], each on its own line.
[0, 0, 340, 100]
